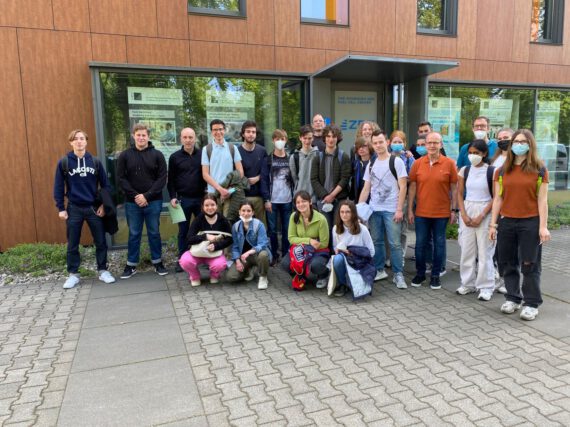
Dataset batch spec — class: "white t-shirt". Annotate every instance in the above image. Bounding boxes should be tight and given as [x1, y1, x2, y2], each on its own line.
[332, 223, 375, 257]
[492, 155, 506, 169]
[363, 156, 408, 212]
[459, 164, 492, 202]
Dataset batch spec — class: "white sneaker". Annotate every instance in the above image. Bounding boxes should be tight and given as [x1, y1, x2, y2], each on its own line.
[456, 286, 476, 295]
[520, 306, 539, 321]
[374, 270, 388, 281]
[316, 278, 327, 289]
[501, 301, 521, 314]
[98, 270, 116, 284]
[210, 277, 220, 284]
[385, 259, 391, 268]
[495, 278, 507, 294]
[478, 290, 493, 301]
[191, 279, 202, 287]
[63, 274, 80, 289]
[258, 276, 268, 290]
[393, 273, 407, 289]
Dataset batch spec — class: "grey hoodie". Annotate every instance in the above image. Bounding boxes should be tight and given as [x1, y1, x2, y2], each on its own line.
[289, 146, 319, 201]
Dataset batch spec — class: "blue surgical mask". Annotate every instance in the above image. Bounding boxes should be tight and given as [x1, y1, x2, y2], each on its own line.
[416, 146, 427, 156]
[391, 143, 404, 152]
[511, 143, 529, 156]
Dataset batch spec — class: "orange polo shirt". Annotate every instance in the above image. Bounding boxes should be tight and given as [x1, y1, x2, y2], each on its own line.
[495, 165, 549, 218]
[409, 155, 458, 218]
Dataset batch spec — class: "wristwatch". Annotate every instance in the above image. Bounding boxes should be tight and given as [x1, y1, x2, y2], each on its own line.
[452, 208, 459, 213]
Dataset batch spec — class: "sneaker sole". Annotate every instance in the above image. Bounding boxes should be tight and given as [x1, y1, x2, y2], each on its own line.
[456, 289, 476, 295]
[430, 286, 441, 290]
[501, 306, 521, 314]
[120, 271, 136, 279]
[156, 271, 169, 276]
[520, 313, 538, 321]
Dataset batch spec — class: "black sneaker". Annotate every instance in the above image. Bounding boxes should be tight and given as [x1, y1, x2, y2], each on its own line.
[411, 275, 426, 287]
[430, 276, 442, 290]
[175, 262, 183, 273]
[155, 262, 169, 276]
[120, 265, 137, 279]
[334, 285, 347, 297]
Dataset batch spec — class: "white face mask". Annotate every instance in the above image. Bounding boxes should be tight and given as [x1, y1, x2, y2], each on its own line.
[468, 154, 483, 166]
[474, 130, 487, 140]
[240, 215, 252, 223]
[274, 140, 286, 150]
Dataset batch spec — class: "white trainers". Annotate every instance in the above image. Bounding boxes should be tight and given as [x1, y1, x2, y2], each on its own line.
[258, 276, 268, 290]
[191, 279, 202, 287]
[98, 270, 116, 284]
[316, 278, 327, 289]
[520, 306, 539, 321]
[63, 274, 80, 289]
[374, 270, 388, 281]
[495, 285, 507, 294]
[456, 286, 476, 295]
[478, 289, 493, 301]
[501, 301, 521, 314]
[393, 273, 407, 289]
[210, 277, 219, 284]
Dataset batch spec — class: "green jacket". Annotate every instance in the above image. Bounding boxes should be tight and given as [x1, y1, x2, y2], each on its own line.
[288, 210, 329, 248]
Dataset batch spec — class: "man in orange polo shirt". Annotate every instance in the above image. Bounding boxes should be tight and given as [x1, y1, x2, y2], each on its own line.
[407, 132, 458, 290]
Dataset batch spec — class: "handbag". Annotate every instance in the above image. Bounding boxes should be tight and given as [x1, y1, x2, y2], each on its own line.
[189, 231, 231, 258]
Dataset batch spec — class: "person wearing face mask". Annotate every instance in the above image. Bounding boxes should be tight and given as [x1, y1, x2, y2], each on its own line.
[410, 121, 446, 159]
[457, 116, 498, 169]
[490, 128, 514, 169]
[489, 129, 550, 321]
[227, 201, 271, 289]
[456, 140, 496, 301]
[415, 138, 428, 157]
[263, 129, 294, 264]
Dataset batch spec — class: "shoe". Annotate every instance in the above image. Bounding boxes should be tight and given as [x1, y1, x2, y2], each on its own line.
[429, 276, 441, 290]
[478, 289, 493, 301]
[374, 270, 388, 281]
[191, 279, 202, 287]
[334, 285, 347, 297]
[154, 262, 168, 276]
[63, 274, 80, 289]
[496, 285, 507, 294]
[385, 259, 391, 268]
[120, 265, 137, 279]
[411, 275, 426, 287]
[316, 278, 327, 289]
[210, 277, 219, 284]
[520, 306, 539, 321]
[258, 276, 268, 290]
[440, 268, 447, 277]
[175, 262, 183, 273]
[393, 273, 407, 289]
[456, 286, 476, 295]
[501, 301, 522, 314]
[98, 270, 116, 284]
[244, 267, 255, 282]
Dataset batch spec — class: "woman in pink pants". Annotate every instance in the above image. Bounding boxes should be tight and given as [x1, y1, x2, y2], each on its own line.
[179, 194, 233, 286]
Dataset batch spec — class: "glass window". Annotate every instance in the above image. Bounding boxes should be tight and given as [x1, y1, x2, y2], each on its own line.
[301, 0, 349, 26]
[188, 0, 246, 17]
[417, 0, 457, 35]
[531, 0, 564, 44]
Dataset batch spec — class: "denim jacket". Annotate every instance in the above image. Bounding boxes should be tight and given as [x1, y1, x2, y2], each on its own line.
[231, 218, 272, 262]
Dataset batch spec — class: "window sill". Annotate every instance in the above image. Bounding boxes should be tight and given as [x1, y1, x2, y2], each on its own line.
[530, 40, 563, 46]
[188, 7, 246, 18]
[417, 30, 456, 38]
[300, 20, 349, 28]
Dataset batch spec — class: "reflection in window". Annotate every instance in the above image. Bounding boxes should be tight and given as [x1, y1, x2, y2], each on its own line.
[188, 0, 245, 16]
[301, 0, 349, 26]
[530, 0, 564, 43]
[417, 0, 457, 35]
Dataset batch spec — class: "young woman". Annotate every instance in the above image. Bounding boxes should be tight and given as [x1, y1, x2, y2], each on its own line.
[227, 201, 272, 289]
[179, 194, 232, 287]
[281, 191, 330, 289]
[491, 128, 514, 169]
[489, 129, 550, 321]
[331, 201, 375, 297]
[351, 137, 375, 201]
[457, 140, 496, 301]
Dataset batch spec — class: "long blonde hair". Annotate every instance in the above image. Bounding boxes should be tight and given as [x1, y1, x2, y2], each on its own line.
[503, 129, 544, 174]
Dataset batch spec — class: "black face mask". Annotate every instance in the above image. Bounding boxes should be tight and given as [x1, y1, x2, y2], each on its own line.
[204, 212, 217, 218]
[498, 140, 510, 151]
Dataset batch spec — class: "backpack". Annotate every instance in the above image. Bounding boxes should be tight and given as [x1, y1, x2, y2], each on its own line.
[60, 155, 101, 187]
[206, 142, 236, 167]
[368, 155, 398, 188]
[463, 165, 495, 198]
[289, 244, 313, 291]
[318, 149, 344, 165]
[498, 166, 546, 197]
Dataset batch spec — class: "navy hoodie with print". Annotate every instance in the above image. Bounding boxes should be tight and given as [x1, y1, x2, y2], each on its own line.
[53, 151, 110, 212]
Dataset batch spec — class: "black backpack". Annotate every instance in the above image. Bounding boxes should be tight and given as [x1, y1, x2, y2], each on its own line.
[368, 155, 399, 187]
[463, 165, 495, 198]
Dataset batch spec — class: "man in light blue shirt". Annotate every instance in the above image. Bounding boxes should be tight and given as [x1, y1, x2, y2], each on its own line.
[456, 116, 498, 168]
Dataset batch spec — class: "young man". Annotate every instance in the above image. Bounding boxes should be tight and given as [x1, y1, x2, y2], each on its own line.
[411, 121, 447, 159]
[237, 120, 269, 224]
[117, 123, 168, 279]
[54, 129, 115, 289]
[359, 130, 409, 288]
[168, 127, 206, 272]
[408, 131, 458, 290]
[263, 129, 293, 263]
[290, 125, 319, 203]
[457, 116, 498, 168]
[311, 114, 326, 152]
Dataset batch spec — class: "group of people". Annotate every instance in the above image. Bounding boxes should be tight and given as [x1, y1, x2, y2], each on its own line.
[53, 114, 551, 320]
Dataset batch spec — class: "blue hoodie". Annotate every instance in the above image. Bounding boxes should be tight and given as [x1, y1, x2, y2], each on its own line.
[53, 151, 110, 211]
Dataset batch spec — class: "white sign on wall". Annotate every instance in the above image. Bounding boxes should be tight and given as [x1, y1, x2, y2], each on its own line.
[334, 91, 377, 150]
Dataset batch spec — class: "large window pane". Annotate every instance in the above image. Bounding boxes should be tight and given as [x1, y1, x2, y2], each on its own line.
[530, 0, 564, 43]
[188, 0, 245, 16]
[417, 0, 457, 35]
[301, 0, 349, 25]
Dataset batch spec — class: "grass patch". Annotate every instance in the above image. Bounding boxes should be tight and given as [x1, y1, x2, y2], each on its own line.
[0, 243, 68, 275]
[446, 223, 459, 240]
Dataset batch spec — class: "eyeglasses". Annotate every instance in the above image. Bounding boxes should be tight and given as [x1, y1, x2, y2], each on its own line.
[473, 124, 487, 130]
[426, 141, 440, 145]
[512, 139, 529, 144]
[211, 128, 224, 132]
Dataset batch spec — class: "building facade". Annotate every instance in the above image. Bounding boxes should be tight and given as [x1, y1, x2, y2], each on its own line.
[1, 0, 569, 250]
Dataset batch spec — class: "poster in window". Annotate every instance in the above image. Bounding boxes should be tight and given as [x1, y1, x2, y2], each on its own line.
[479, 99, 514, 139]
[535, 100, 561, 168]
[206, 90, 255, 143]
[427, 97, 461, 159]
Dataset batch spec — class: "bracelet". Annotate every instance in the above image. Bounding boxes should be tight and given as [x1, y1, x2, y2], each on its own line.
[489, 224, 498, 228]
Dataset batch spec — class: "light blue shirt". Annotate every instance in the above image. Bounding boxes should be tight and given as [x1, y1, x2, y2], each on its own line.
[201, 140, 242, 192]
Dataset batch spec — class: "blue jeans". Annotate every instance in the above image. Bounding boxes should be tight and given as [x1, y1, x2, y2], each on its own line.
[369, 211, 403, 273]
[177, 197, 202, 257]
[125, 200, 163, 265]
[415, 216, 448, 277]
[266, 202, 292, 259]
[66, 204, 107, 273]
[333, 253, 348, 285]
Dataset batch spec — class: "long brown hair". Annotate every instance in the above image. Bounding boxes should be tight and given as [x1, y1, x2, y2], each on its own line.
[503, 129, 544, 174]
[293, 191, 313, 224]
[334, 200, 361, 235]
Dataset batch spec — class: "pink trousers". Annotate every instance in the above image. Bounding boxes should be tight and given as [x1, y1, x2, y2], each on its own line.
[179, 251, 227, 281]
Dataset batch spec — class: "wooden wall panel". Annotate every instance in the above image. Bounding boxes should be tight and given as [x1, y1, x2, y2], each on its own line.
[527, 63, 546, 84]
[326, 50, 349, 64]
[275, 47, 326, 73]
[511, 0, 532, 63]
[126, 37, 190, 67]
[89, 0, 158, 37]
[219, 43, 274, 71]
[91, 34, 128, 63]
[0, 28, 37, 250]
[493, 61, 528, 83]
[274, 0, 300, 47]
[156, 0, 189, 39]
[431, 59, 476, 81]
[475, 0, 514, 61]
[416, 34, 457, 58]
[190, 41, 220, 68]
[543, 65, 569, 85]
[456, 0, 477, 59]
[188, 15, 247, 43]
[563, 5, 570, 65]
[18, 29, 94, 244]
[349, 0, 395, 54]
[394, 0, 417, 56]
[474, 60, 495, 81]
[247, 0, 275, 45]
[529, 43, 564, 65]
[53, 0, 90, 32]
[0, 0, 53, 29]
[301, 25, 349, 51]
